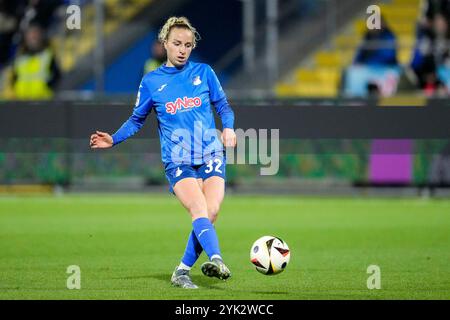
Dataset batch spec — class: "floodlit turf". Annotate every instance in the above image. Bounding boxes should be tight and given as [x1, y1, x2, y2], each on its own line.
[0, 194, 449, 300]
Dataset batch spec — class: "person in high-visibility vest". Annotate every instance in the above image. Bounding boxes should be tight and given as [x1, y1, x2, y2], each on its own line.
[11, 25, 60, 100]
[143, 40, 166, 75]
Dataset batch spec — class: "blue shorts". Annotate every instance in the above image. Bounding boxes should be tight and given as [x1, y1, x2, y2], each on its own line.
[164, 157, 226, 194]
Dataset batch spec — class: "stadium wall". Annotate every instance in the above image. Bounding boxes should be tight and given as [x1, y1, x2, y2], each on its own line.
[0, 100, 449, 193]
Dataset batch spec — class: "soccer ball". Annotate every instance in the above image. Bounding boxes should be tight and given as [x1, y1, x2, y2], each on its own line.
[250, 236, 291, 275]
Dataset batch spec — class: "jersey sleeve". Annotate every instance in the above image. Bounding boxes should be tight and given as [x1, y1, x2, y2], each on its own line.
[111, 79, 153, 145]
[206, 65, 235, 129]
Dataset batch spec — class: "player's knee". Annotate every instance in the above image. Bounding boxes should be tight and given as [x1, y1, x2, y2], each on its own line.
[207, 201, 221, 223]
[188, 198, 208, 219]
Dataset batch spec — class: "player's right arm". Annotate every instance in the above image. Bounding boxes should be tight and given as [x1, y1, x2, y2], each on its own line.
[90, 80, 153, 149]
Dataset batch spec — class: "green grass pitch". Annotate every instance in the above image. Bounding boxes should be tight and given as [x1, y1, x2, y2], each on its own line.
[0, 194, 449, 300]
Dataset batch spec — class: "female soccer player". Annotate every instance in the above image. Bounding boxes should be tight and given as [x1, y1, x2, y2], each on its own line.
[90, 17, 236, 289]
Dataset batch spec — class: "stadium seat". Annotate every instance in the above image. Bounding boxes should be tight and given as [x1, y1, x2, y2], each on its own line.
[276, 0, 421, 98]
[54, 0, 154, 72]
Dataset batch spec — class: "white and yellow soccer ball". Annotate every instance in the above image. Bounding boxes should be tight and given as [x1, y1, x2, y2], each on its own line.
[250, 236, 291, 275]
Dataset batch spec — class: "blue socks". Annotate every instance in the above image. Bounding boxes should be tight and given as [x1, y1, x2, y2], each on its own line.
[192, 217, 221, 260]
[180, 217, 222, 269]
[181, 230, 203, 268]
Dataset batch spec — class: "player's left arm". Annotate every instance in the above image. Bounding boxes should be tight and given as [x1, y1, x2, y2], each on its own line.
[206, 65, 236, 148]
[90, 79, 153, 149]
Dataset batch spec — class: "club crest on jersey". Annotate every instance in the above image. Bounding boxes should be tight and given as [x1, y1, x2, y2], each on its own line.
[165, 96, 202, 115]
[193, 76, 202, 86]
[175, 167, 183, 178]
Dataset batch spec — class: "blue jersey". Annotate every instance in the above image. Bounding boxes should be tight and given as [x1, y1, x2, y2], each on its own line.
[111, 61, 234, 169]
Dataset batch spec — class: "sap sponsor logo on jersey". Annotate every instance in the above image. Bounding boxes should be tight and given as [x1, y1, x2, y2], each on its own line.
[165, 96, 202, 115]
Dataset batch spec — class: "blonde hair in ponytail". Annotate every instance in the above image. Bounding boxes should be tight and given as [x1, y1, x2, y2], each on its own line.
[158, 16, 200, 48]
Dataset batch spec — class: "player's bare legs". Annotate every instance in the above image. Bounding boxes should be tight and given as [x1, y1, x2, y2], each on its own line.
[202, 176, 225, 224]
[197, 178, 203, 189]
[174, 178, 209, 221]
[171, 177, 229, 287]
[199, 176, 230, 280]
[173, 176, 225, 231]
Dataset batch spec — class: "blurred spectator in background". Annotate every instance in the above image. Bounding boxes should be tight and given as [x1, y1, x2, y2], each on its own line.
[0, 6, 17, 67]
[350, 16, 398, 97]
[0, 0, 26, 67]
[432, 13, 450, 66]
[367, 82, 381, 98]
[423, 0, 450, 21]
[0, 0, 61, 69]
[353, 16, 398, 67]
[143, 40, 166, 75]
[19, 0, 62, 32]
[410, 11, 450, 96]
[10, 24, 60, 100]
